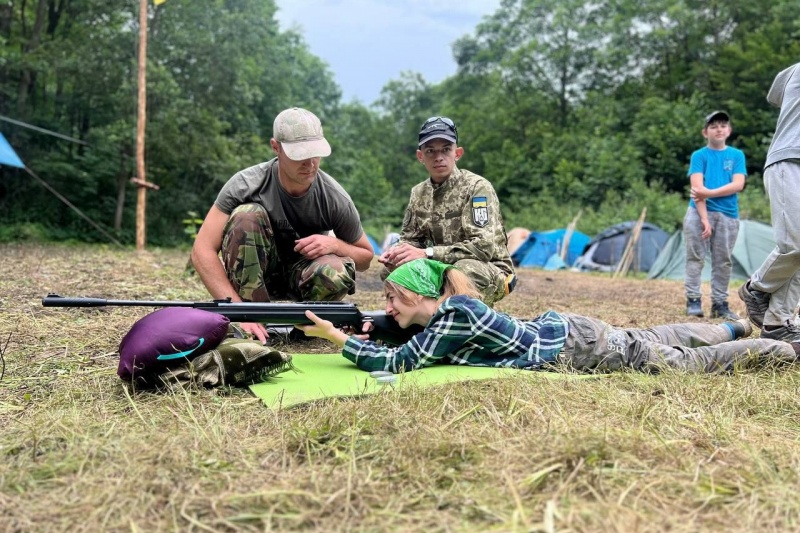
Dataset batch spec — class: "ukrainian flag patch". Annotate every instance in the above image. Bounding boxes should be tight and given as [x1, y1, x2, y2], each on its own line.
[472, 196, 489, 227]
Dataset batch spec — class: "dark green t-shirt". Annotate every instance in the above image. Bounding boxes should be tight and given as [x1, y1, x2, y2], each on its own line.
[215, 158, 364, 256]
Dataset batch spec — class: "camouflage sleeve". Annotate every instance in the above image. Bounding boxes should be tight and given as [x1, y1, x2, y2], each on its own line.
[397, 188, 426, 248]
[435, 180, 506, 264]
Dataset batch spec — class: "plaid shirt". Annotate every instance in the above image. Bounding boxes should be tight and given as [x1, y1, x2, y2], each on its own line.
[342, 295, 569, 373]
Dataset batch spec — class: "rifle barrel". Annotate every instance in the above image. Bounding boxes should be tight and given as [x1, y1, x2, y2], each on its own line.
[41, 294, 420, 345]
[42, 294, 196, 307]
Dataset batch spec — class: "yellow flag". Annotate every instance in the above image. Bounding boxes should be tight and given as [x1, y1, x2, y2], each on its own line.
[154, 0, 167, 5]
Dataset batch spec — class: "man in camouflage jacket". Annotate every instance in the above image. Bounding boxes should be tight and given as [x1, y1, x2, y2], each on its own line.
[378, 117, 516, 306]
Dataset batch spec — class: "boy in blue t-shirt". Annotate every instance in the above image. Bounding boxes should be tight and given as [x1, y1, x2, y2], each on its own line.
[683, 111, 747, 319]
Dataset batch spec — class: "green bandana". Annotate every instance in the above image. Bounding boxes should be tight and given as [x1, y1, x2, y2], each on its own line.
[386, 259, 452, 298]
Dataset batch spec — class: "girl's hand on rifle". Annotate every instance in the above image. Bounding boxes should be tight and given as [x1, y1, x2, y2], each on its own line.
[340, 320, 372, 341]
[297, 311, 349, 348]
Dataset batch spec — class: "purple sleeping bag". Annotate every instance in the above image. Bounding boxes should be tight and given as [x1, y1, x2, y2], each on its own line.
[118, 307, 230, 383]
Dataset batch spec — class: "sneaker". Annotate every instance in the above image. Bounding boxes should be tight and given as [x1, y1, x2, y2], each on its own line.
[711, 301, 740, 320]
[761, 323, 800, 356]
[686, 298, 704, 317]
[725, 318, 753, 340]
[738, 281, 770, 328]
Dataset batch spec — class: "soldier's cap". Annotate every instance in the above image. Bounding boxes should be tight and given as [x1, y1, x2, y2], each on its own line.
[418, 116, 458, 147]
[704, 110, 730, 127]
[273, 107, 332, 161]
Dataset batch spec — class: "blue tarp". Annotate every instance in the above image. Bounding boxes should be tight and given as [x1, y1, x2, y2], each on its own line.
[0, 132, 24, 168]
[512, 229, 591, 268]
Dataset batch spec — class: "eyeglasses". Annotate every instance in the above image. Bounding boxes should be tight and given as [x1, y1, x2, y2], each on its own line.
[419, 116, 458, 143]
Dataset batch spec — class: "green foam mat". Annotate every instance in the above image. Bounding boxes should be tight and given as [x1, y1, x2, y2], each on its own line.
[249, 353, 598, 409]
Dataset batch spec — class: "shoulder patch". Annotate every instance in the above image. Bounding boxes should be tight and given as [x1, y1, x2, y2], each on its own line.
[472, 196, 488, 227]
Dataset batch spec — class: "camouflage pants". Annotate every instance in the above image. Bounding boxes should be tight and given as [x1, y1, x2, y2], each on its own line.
[558, 314, 796, 373]
[452, 258, 509, 306]
[221, 204, 356, 302]
[380, 257, 509, 306]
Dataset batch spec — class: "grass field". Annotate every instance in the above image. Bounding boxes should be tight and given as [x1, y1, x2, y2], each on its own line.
[2, 244, 800, 532]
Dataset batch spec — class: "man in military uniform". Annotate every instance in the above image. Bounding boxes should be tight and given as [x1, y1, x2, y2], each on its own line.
[192, 107, 374, 343]
[378, 116, 516, 306]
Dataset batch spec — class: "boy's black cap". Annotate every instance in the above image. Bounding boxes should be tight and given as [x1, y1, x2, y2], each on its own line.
[704, 110, 730, 126]
[418, 117, 458, 146]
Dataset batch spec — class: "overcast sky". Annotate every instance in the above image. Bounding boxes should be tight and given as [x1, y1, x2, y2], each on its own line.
[274, 0, 501, 105]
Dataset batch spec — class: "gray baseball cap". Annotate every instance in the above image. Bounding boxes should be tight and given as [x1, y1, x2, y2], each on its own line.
[273, 107, 332, 160]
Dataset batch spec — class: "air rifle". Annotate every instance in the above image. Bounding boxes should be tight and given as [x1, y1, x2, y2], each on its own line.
[42, 294, 421, 346]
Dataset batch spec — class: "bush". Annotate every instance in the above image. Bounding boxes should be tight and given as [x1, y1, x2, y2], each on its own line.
[504, 178, 686, 237]
[0, 223, 51, 243]
[738, 173, 772, 224]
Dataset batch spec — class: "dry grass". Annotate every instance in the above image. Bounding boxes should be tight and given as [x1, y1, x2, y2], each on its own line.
[2, 243, 800, 532]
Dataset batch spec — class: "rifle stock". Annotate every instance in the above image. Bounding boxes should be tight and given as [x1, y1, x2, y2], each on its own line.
[42, 294, 421, 346]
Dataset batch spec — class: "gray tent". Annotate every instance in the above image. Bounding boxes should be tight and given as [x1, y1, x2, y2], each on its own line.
[574, 221, 670, 273]
[647, 220, 774, 281]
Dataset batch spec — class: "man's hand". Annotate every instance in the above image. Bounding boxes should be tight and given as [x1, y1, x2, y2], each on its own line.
[239, 322, 269, 345]
[377, 243, 426, 268]
[294, 234, 338, 259]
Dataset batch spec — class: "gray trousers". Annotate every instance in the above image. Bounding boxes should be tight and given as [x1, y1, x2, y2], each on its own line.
[750, 161, 800, 325]
[683, 207, 739, 303]
[558, 314, 795, 373]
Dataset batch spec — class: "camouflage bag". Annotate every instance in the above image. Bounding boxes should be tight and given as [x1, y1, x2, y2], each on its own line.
[157, 338, 295, 390]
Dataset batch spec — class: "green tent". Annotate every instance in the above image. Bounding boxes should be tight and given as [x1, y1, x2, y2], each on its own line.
[647, 220, 775, 281]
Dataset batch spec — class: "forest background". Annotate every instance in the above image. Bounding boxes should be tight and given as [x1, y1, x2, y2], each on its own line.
[1, 0, 798, 247]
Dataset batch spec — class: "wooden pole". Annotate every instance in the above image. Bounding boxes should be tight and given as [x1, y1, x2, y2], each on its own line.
[135, 0, 148, 250]
[613, 207, 647, 278]
[560, 209, 583, 261]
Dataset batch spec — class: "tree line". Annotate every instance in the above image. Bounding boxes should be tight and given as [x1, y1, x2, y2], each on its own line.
[1, 0, 797, 246]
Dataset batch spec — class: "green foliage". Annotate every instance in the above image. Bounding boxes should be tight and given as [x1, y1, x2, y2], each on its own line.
[1, 0, 796, 244]
[0, 223, 50, 243]
[504, 178, 686, 236]
[738, 174, 773, 224]
[593, 178, 687, 233]
[0, 0, 342, 246]
[323, 103, 402, 230]
[182, 211, 204, 241]
[629, 95, 707, 192]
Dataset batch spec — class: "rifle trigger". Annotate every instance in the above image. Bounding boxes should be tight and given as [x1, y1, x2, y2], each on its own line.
[360, 316, 375, 334]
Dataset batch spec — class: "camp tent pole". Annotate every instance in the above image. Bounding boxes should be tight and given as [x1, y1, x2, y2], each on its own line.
[560, 210, 583, 261]
[614, 207, 647, 278]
